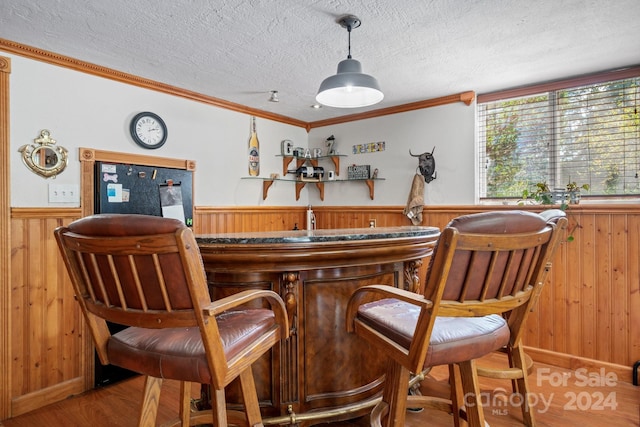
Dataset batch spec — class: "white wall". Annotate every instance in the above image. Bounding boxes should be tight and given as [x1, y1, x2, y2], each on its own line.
[7, 52, 476, 208]
[308, 103, 476, 206]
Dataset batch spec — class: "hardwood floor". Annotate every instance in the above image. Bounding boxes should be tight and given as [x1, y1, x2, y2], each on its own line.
[1, 354, 638, 426]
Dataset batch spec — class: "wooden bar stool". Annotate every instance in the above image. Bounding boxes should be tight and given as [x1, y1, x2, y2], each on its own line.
[55, 214, 289, 427]
[347, 210, 566, 427]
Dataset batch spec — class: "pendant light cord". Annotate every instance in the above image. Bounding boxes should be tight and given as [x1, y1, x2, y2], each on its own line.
[347, 23, 352, 59]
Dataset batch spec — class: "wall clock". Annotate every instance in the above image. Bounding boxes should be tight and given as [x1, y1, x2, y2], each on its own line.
[130, 112, 168, 149]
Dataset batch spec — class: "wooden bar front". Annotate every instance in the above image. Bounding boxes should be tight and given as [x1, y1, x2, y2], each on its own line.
[196, 226, 439, 425]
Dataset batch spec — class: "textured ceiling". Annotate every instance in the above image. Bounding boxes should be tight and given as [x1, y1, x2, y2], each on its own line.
[1, 0, 639, 123]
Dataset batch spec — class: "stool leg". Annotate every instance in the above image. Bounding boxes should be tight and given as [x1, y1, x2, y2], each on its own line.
[512, 344, 535, 427]
[449, 364, 464, 427]
[179, 381, 191, 426]
[239, 366, 264, 427]
[211, 387, 228, 427]
[380, 359, 411, 427]
[458, 359, 486, 427]
[138, 376, 162, 427]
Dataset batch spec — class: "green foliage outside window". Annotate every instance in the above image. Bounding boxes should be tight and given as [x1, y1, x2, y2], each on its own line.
[479, 77, 640, 199]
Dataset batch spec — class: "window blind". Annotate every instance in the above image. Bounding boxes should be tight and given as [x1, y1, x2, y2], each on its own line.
[478, 71, 640, 199]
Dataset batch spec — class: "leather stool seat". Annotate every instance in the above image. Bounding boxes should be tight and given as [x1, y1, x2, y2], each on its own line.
[109, 309, 276, 384]
[357, 298, 510, 367]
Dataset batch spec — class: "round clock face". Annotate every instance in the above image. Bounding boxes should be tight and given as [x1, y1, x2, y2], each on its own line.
[130, 112, 167, 149]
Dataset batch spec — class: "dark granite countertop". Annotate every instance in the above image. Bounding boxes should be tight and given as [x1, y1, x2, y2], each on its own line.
[196, 226, 439, 244]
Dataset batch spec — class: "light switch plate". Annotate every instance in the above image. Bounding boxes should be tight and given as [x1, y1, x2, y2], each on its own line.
[49, 184, 80, 203]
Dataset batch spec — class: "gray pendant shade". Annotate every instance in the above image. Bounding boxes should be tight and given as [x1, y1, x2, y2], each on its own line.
[316, 58, 384, 108]
[315, 15, 383, 108]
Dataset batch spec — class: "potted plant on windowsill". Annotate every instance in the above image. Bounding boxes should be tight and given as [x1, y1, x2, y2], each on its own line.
[520, 182, 554, 205]
[521, 180, 590, 207]
[565, 181, 590, 204]
[520, 181, 589, 242]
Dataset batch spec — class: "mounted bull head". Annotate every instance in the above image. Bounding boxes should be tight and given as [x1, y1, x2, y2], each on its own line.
[410, 147, 436, 183]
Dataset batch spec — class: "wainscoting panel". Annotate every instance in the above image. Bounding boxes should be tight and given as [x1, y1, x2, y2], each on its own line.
[9, 208, 85, 416]
[532, 209, 639, 371]
[194, 205, 419, 233]
[422, 204, 640, 381]
[194, 206, 306, 234]
[6, 203, 639, 420]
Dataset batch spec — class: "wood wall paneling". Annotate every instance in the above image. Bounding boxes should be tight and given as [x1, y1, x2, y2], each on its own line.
[5, 203, 640, 422]
[9, 209, 84, 417]
[418, 205, 640, 381]
[1, 54, 12, 421]
[629, 215, 640, 364]
[611, 214, 630, 366]
[11, 215, 87, 416]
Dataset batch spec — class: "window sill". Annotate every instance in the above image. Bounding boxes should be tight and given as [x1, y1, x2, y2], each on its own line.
[479, 197, 640, 206]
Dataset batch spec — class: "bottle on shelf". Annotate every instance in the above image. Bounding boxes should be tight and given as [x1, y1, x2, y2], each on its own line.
[248, 116, 260, 176]
[288, 165, 324, 180]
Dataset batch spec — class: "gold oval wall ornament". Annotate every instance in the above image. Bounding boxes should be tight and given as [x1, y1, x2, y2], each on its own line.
[18, 129, 69, 178]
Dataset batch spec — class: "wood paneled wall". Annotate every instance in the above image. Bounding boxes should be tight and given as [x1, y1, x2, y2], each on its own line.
[527, 207, 640, 374]
[193, 205, 415, 234]
[1, 55, 12, 421]
[422, 204, 640, 381]
[9, 208, 85, 417]
[6, 203, 639, 419]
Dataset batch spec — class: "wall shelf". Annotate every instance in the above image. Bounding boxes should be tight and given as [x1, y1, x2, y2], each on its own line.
[244, 154, 381, 201]
[244, 177, 384, 201]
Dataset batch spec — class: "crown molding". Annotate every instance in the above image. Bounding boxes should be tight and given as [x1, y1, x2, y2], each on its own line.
[1, 38, 474, 132]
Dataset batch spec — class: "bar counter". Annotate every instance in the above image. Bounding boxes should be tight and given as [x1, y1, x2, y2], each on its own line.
[196, 226, 439, 426]
[197, 226, 439, 273]
[197, 225, 439, 244]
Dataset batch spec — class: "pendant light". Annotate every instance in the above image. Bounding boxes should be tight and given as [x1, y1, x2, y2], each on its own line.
[316, 15, 383, 108]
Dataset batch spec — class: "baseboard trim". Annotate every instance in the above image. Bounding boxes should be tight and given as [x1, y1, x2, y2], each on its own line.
[11, 377, 84, 417]
[525, 346, 633, 384]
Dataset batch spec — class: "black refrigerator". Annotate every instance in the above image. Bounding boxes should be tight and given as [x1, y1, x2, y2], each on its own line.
[93, 161, 194, 387]
[94, 161, 193, 225]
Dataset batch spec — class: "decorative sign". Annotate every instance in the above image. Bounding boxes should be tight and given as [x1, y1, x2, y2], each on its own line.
[281, 139, 293, 156]
[352, 141, 386, 154]
[347, 165, 371, 180]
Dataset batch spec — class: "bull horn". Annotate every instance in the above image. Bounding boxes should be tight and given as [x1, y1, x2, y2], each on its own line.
[409, 149, 421, 157]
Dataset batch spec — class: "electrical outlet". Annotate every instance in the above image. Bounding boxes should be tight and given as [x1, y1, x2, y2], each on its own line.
[369, 219, 377, 228]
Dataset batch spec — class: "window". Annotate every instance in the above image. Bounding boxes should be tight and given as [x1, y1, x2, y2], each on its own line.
[477, 68, 640, 200]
